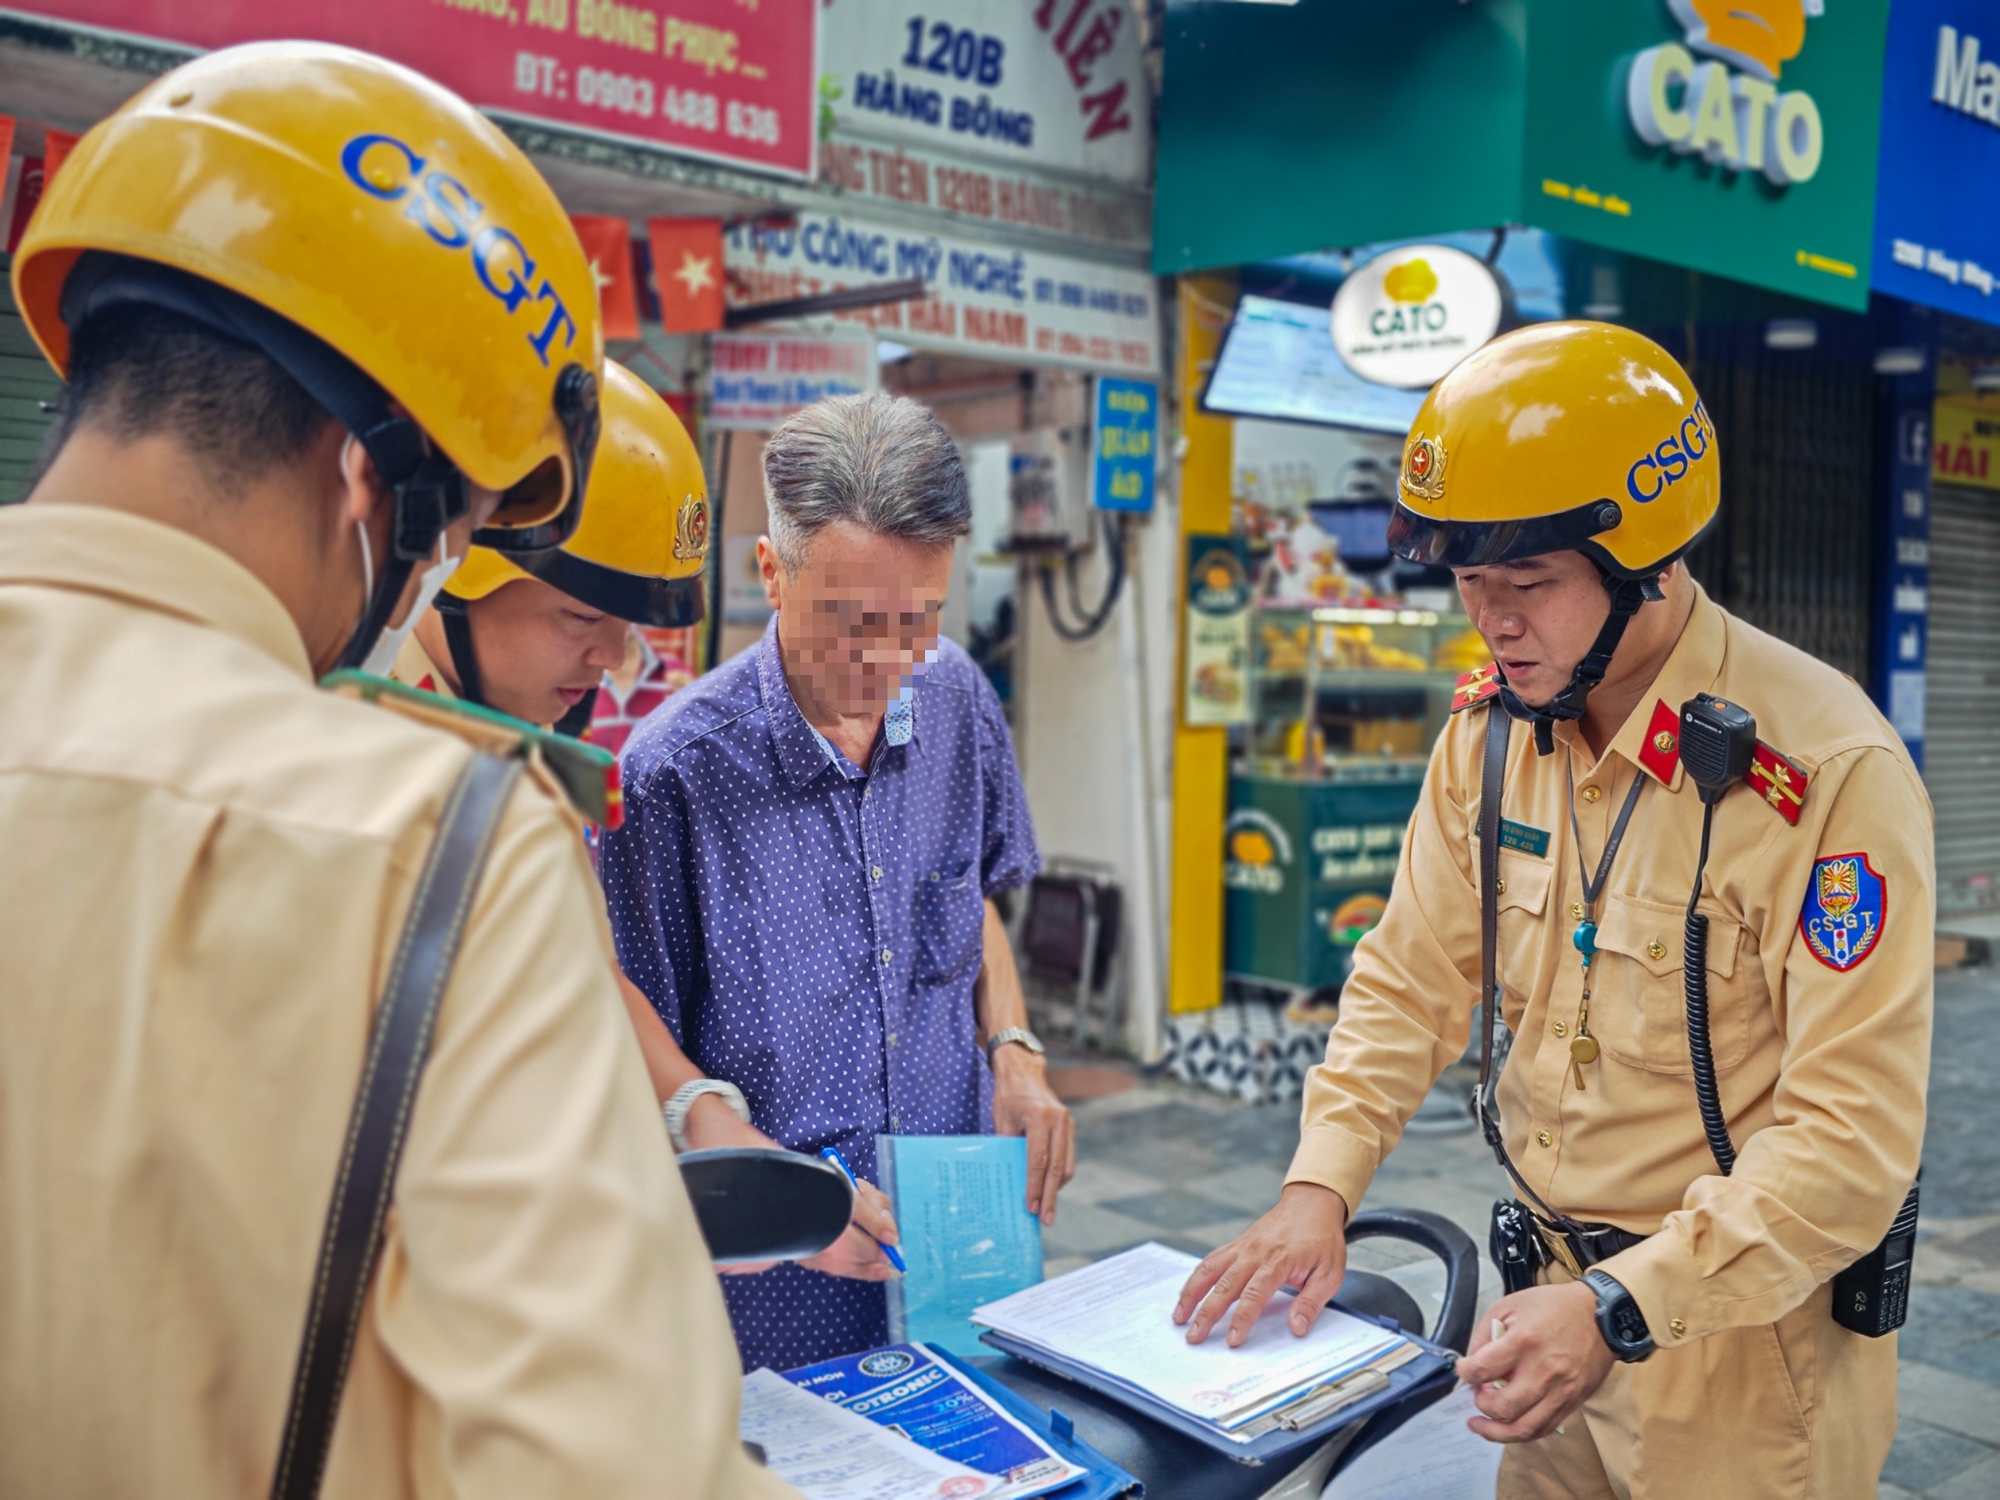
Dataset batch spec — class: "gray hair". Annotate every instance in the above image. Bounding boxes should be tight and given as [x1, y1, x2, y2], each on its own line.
[761, 391, 971, 570]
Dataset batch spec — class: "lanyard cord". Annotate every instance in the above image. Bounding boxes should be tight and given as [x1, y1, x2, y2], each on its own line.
[1567, 760, 1648, 912]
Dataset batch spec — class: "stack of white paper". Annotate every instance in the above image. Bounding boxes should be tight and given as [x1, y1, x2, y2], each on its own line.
[739, 1368, 999, 1500]
[971, 1242, 1415, 1442]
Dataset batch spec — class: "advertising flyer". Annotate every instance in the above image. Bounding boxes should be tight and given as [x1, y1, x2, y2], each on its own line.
[783, 1344, 1084, 1500]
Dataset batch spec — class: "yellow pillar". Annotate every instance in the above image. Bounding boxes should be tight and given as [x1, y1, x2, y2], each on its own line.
[1168, 273, 1237, 1014]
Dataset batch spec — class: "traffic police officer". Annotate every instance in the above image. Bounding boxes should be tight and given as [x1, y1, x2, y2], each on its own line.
[394, 358, 709, 732]
[0, 44, 788, 1499]
[1175, 322, 1931, 1498]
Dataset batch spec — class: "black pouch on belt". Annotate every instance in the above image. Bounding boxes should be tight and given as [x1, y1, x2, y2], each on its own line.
[1490, 1200, 1545, 1295]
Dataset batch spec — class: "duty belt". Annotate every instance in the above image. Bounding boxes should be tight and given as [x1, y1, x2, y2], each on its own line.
[1490, 1198, 1649, 1291]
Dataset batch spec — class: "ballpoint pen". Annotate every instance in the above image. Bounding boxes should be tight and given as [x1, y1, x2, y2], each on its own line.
[819, 1146, 908, 1274]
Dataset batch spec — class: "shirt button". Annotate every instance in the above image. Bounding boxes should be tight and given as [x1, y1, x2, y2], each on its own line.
[1669, 1318, 1687, 1339]
[1495, 877, 1507, 895]
[889, 1115, 901, 1131]
[1648, 940, 1667, 959]
[888, 1033, 898, 1048]
[1553, 1020, 1569, 1038]
[872, 865, 884, 881]
[1569, 902, 1586, 919]
[1536, 1129, 1552, 1147]
[1582, 785, 1602, 804]
[881, 948, 893, 965]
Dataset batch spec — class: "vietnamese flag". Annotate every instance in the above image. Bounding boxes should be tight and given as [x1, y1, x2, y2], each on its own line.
[647, 218, 725, 335]
[570, 215, 639, 341]
[43, 128, 78, 183]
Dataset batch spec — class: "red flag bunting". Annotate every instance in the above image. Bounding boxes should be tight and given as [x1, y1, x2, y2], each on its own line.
[569, 214, 639, 341]
[42, 128, 78, 184]
[647, 218, 725, 335]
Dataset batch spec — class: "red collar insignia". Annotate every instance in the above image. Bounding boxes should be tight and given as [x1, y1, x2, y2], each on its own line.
[1450, 663, 1502, 714]
[1637, 699, 1681, 783]
[1750, 741, 1809, 825]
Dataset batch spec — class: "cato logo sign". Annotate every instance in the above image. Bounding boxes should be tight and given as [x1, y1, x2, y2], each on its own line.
[1224, 810, 1292, 897]
[1628, 0, 1828, 185]
[1329, 244, 1503, 390]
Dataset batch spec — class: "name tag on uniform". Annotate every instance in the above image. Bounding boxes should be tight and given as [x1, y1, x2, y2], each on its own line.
[1494, 819, 1551, 858]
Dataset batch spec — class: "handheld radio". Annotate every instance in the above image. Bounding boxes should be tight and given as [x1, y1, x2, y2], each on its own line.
[1676, 693, 1917, 1337]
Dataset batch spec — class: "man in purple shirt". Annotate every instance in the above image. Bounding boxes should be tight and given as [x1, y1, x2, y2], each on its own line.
[600, 392, 1073, 1372]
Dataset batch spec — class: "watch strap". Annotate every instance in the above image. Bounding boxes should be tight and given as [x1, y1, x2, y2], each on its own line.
[664, 1078, 749, 1152]
[985, 1026, 1044, 1064]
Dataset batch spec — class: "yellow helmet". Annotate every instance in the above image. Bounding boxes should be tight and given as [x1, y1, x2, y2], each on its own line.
[13, 40, 603, 646]
[1387, 321, 1718, 579]
[446, 360, 709, 628]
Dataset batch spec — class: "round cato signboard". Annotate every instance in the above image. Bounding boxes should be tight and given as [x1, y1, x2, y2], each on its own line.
[1329, 244, 1503, 389]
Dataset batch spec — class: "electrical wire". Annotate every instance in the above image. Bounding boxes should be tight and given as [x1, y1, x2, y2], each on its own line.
[1036, 512, 1129, 641]
[1684, 801, 1737, 1175]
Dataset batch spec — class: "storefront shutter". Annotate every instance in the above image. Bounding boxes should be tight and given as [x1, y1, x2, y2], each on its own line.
[1926, 482, 2000, 915]
[0, 255, 60, 504]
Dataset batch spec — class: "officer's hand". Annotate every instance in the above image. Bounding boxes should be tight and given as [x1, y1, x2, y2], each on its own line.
[800, 1178, 903, 1283]
[1454, 1281, 1615, 1443]
[1172, 1182, 1349, 1347]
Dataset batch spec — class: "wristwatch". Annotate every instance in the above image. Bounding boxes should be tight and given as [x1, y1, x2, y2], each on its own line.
[985, 1026, 1046, 1066]
[1582, 1269, 1656, 1362]
[663, 1077, 750, 1153]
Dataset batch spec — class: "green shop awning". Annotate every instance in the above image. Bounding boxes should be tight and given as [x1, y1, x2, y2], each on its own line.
[1154, 0, 1889, 312]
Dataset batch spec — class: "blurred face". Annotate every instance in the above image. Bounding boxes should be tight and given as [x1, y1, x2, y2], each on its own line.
[760, 518, 953, 716]
[462, 575, 629, 726]
[1452, 551, 1614, 709]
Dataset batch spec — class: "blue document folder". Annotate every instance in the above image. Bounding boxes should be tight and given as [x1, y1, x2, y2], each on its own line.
[878, 1134, 1043, 1357]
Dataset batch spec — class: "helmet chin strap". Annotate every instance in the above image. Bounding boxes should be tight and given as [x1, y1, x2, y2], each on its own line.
[434, 594, 488, 708]
[1497, 571, 1665, 755]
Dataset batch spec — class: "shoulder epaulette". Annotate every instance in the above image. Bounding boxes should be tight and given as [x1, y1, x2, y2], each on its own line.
[1748, 740, 1808, 826]
[1450, 663, 1502, 713]
[323, 669, 623, 830]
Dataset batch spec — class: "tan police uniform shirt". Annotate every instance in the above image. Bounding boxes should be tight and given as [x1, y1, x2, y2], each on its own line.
[0, 505, 792, 1500]
[1287, 584, 1933, 1350]
[391, 630, 458, 700]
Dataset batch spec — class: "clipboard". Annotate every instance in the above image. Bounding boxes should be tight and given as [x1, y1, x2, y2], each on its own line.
[975, 1309, 1459, 1467]
[921, 1343, 1144, 1500]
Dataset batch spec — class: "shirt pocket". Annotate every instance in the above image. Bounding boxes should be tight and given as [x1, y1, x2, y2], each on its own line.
[914, 861, 984, 988]
[1591, 894, 1748, 1074]
[1495, 856, 1554, 1011]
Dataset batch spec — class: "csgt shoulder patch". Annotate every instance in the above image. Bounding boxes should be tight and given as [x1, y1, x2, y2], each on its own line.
[1800, 852, 1886, 972]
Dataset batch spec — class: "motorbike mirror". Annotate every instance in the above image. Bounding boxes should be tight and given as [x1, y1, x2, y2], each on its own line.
[678, 1146, 856, 1266]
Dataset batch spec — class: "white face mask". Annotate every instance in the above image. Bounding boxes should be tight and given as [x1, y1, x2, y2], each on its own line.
[358, 526, 461, 677]
[345, 431, 464, 676]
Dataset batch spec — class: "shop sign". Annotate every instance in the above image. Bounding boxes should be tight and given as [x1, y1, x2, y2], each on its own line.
[707, 331, 879, 430]
[1224, 809, 1291, 896]
[1522, 0, 1890, 311]
[1091, 377, 1157, 513]
[1328, 245, 1503, 391]
[723, 212, 1159, 375]
[1933, 399, 2000, 491]
[1870, 5, 2000, 325]
[1184, 536, 1252, 728]
[820, 0, 1150, 187]
[817, 137, 1150, 251]
[21, 0, 818, 178]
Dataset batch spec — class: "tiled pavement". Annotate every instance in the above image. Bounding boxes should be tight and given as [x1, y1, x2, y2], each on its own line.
[1042, 965, 2000, 1498]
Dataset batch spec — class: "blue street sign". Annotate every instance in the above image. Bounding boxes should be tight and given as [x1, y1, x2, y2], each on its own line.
[1092, 377, 1158, 513]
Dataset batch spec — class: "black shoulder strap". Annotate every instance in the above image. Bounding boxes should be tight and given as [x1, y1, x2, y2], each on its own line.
[269, 750, 525, 1500]
[1473, 706, 1565, 1224]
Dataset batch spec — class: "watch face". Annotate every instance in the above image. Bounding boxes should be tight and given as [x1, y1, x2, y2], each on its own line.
[1611, 1301, 1649, 1345]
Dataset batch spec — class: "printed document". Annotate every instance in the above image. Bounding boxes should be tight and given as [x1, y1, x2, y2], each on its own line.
[972, 1242, 1404, 1427]
[740, 1367, 998, 1500]
[784, 1343, 1084, 1500]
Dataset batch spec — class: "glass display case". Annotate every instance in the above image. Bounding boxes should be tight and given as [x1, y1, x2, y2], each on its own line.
[1224, 600, 1485, 1000]
[1244, 604, 1485, 777]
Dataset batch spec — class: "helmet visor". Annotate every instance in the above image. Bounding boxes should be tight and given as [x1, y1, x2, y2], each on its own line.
[1388, 498, 1625, 572]
[475, 362, 602, 554]
[516, 546, 706, 628]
